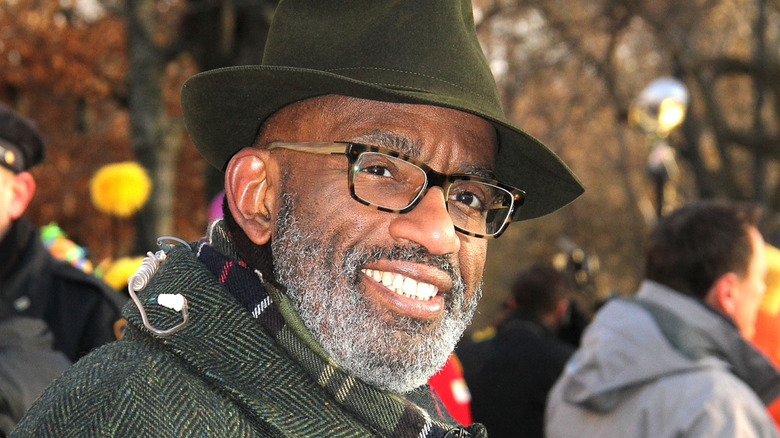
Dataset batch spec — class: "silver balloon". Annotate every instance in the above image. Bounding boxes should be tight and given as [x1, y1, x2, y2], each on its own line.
[629, 77, 690, 138]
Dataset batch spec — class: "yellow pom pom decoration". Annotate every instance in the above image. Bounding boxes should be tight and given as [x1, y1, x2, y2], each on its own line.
[90, 162, 152, 218]
[101, 256, 145, 290]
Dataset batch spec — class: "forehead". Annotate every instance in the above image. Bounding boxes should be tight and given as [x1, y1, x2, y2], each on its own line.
[263, 95, 498, 173]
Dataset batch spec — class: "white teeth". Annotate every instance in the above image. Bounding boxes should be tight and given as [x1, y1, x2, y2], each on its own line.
[392, 274, 403, 291]
[381, 271, 393, 286]
[403, 277, 417, 295]
[361, 269, 439, 301]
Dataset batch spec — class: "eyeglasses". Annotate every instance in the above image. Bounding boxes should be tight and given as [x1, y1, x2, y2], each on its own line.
[267, 141, 525, 239]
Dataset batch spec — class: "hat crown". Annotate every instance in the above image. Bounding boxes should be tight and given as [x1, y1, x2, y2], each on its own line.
[262, 0, 504, 119]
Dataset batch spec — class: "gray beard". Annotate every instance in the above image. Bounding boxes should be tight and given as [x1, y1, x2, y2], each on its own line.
[271, 193, 481, 394]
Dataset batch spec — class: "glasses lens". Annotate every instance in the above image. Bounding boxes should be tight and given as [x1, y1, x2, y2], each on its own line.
[447, 180, 514, 236]
[352, 152, 427, 210]
[351, 149, 515, 237]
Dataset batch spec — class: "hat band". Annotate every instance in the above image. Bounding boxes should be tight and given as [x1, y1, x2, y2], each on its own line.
[320, 66, 502, 112]
[0, 138, 24, 173]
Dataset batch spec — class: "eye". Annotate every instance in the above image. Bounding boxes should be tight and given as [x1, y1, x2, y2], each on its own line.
[449, 180, 511, 216]
[355, 153, 405, 181]
[358, 164, 393, 178]
[451, 187, 486, 211]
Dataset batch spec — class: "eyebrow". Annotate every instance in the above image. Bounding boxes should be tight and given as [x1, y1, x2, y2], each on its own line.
[359, 130, 418, 157]
[356, 130, 496, 179]
[462, 164, 496, 180]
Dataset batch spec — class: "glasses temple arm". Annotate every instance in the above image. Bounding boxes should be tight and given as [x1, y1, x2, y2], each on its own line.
[267, 142, 346, 155]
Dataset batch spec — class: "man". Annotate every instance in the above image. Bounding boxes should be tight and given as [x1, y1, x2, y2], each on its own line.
[0, 102, 125, 434]
[0, 102, 125, 361]
[13, 1, 583, 436]
[546, 201, 780, 438]
[458, 264, 576, 438]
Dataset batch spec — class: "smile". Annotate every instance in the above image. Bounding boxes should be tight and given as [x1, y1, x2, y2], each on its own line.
[361, 268, 439, 301]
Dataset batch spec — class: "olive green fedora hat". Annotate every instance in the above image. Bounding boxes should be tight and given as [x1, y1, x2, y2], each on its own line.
[181, 0, 584, 220]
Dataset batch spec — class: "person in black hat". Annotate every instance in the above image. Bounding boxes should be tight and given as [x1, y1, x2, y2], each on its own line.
[0, 102, 125, 361]
[14, 1, 583, 436]
[0, 102, 126, 435]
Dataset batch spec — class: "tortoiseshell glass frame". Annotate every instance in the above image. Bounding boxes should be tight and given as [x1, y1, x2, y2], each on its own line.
[267, 141, 525, 238]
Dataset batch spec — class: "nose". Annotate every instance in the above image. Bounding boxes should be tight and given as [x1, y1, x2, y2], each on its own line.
[388, 187, 461, 255]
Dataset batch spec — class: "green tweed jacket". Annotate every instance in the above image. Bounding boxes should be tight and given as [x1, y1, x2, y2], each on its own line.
[13, 225, 485, 437]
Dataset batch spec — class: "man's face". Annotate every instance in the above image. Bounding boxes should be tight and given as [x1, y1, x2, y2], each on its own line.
[732, 226, 768, 339]
[265, 96, 497, 393]
[0, 168, 19, 238]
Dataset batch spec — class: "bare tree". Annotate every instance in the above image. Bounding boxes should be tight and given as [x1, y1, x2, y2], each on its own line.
[125, 0, 278, 251]
[469, 0, 780, 331]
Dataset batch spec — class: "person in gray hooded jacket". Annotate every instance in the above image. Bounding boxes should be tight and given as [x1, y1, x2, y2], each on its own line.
[546, 200, 780, 438]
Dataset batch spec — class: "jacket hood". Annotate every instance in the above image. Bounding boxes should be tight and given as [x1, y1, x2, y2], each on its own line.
[559, 295, 701, 412]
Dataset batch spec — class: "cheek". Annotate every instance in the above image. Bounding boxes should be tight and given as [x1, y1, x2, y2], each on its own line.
[284, 164, 350, 221]
[752, 287, 765, 311]
[458, 238, 487, 288]
[288, 179, 384, 245]
[735, 287, 762, 326]
[746, 280, 765, 308]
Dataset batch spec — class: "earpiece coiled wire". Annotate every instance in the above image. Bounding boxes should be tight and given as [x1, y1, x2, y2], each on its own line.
[127, 238, 190, 336]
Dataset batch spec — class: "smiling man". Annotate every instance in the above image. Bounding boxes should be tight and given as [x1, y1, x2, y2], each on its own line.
[242, 97, 497, 395]
[14, 1, 582, 437]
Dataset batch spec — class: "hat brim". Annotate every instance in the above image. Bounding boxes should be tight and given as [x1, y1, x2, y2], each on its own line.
[181, 66, 584, 221]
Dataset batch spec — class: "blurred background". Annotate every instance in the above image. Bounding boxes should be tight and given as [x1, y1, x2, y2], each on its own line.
[1, 0, 778, 334]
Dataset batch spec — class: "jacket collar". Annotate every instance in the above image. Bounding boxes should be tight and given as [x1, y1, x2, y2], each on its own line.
[636, 280, 780, 404]
[0, 217, 36, 280]
[124, 243, 379, 436]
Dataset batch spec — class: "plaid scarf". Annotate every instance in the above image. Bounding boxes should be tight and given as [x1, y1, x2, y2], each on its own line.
[196, 220, 486, 438]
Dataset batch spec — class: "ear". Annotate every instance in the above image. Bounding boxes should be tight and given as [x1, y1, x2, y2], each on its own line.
[224, 148, 276, 246]
[8, 172, 36, 220]
[705, 272, 739, 316]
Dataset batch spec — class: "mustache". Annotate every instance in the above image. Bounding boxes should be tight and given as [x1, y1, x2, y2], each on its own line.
[343, 243, 462, 290]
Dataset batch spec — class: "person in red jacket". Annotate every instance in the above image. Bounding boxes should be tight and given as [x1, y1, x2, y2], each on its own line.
[428, 353, 473, 425]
